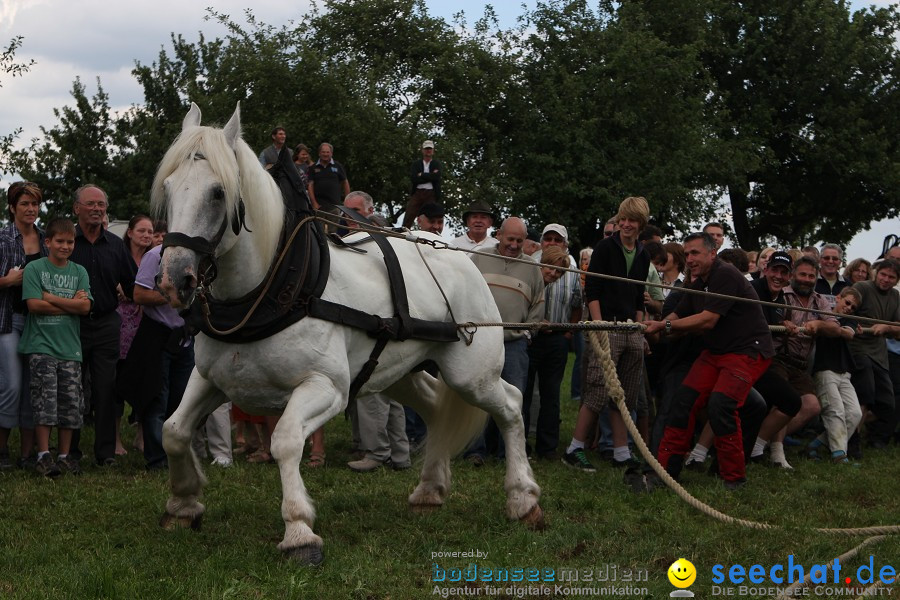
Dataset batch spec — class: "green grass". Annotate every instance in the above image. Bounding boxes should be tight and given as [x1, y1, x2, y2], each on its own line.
[2, 355, 898, 599]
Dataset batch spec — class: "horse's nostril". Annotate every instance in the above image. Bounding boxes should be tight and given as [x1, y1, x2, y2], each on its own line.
[181, 273, 197, 291]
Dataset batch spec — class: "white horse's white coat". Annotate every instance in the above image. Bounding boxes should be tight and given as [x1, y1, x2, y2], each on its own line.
[152, 103, 542, 562]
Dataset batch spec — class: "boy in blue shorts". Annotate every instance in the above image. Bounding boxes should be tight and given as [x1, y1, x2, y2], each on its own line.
[18, 218, 91, 476]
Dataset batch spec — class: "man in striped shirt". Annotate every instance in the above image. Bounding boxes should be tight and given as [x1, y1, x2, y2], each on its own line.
[523, 225, 582, 460]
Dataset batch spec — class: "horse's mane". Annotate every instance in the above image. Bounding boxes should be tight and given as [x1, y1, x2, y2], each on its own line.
[151, 124, 285, 262]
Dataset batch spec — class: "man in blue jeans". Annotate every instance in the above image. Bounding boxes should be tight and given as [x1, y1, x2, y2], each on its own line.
[466, 217, 545, 464]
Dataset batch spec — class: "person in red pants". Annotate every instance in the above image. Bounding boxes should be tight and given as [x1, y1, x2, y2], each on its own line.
[644, 232, 774, 489]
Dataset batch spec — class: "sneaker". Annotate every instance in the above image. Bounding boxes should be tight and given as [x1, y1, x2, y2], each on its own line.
[623, 465, 647, 493]
[684, 456, 706, 472]
[611, 457, 640, 469]
[16, 455, 37, 470]
[723, 478, 746, 491]
[347, 457, 386, 472]
[388, 459, 412, 471]
[211, 456, 233, 468]
[770, 456, 794, 470]
[0, 451, 12, 471]
[58, 455, 82, 476]
[35, 454, 61, 478]
[562, 449, 596, 473]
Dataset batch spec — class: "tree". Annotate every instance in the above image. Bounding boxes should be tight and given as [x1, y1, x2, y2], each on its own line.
[702, 0, 900, 248]
[1, 36, 36, 175]
[493, 0, 720, 247]
[10, 78, 119, 219]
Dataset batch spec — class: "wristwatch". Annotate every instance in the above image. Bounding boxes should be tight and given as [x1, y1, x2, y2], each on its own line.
[665, 320, 672, 334]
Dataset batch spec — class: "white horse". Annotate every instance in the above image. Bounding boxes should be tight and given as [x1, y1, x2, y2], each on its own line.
[152, 103, 543, 565]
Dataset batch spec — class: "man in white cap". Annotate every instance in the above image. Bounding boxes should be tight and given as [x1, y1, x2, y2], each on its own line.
[524, 223, 582, 460]
[403, 140, 443, 228]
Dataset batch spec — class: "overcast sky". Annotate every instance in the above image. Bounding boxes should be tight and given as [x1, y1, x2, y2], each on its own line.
[1, 0, 897, 257]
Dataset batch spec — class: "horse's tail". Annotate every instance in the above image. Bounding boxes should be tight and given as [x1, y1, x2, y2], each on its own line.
[427, 378, 488, 459]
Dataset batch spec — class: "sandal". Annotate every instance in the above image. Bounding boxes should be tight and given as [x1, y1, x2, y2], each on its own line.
[247, 450, 273, 463]
[305, 451, 326, 469]
[234, 443, 259, 456]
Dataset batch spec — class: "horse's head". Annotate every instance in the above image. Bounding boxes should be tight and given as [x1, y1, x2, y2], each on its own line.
[152, 102, 260, 308]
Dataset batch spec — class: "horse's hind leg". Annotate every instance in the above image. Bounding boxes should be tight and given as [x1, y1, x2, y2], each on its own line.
[444, 367, 543, 528]
[160, 373, 223, 530]
[385, 373, 450, 510]
[271, 373, 344, 566]
[493, 379, 544, 528]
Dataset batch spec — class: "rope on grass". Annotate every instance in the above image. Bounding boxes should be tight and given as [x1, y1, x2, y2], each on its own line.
[585, 329, 900, 540]
[771, 536, 887, 598]
[586, 329, 899, 600]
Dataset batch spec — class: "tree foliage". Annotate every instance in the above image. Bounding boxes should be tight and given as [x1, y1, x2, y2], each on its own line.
[9, 0, 900, 248]
[1, 36, 36, 175]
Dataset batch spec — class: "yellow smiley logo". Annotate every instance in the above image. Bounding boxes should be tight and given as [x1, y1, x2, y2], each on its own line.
[668, 558, 697, 588]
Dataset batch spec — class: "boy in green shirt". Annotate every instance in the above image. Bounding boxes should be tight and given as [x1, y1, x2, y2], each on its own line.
[18, 218, 92, 476]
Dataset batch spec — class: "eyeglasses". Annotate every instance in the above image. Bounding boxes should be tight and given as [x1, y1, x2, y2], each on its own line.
[79, 201, 107, 209]
[821, 256, 840, 261]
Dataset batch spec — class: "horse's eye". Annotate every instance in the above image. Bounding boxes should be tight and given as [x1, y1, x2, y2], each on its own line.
[213, 187, 225, 201]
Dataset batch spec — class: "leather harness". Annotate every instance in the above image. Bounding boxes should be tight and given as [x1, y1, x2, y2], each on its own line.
[164, 148, 458, 401]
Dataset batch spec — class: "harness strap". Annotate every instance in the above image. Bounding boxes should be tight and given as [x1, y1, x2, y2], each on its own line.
[348, 336, 390, 402]
[307, 296, 459, 343]
[368, 233, 414, 341]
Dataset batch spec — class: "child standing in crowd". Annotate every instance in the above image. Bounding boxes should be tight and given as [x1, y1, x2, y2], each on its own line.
[18, 218, 92, 477]
[808, 287, 864, 463]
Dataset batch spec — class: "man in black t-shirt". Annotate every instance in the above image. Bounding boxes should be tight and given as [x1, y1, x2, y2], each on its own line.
[645, 232, 774, 488]
[306, 142, 350, 212]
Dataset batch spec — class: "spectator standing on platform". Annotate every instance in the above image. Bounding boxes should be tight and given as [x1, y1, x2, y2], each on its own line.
[403, 140, 442, 228]
[307, 142, 350, 213]
[259, 126, 287, 170]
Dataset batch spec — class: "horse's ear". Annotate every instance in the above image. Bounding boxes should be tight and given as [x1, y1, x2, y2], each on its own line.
[223, 102, 241, 150]
[182, 102, 202, 131]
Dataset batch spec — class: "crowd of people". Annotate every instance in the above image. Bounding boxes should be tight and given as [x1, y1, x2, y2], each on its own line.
[1, 133, 898, 491]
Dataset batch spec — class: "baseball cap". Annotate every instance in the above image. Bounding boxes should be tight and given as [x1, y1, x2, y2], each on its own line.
[541, 223, 568, 243]
[422, 140, 435, 149]
[767, 251, 793, 270]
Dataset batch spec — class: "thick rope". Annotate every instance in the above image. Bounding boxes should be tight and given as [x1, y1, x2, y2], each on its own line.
[772, 536, 887, 599]
[458, 321, 878, 336]
[313, 212, 900, 329]
[585, 329, 900, 538]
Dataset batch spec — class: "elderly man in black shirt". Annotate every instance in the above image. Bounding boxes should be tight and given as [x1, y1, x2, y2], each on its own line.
[69, 184, 137, 466]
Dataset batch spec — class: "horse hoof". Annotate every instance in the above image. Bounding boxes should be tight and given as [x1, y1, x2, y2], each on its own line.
[284, 544, 324, 566]
[520, 504, 545, 531]
[409, 503, 442, 514]
[159, 512, 203, 531]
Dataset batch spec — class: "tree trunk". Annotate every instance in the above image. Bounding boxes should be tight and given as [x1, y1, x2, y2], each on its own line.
[728, 183, 757, 250]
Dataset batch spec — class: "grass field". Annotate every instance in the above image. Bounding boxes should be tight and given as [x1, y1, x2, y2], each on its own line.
[1, 355, 898, 599]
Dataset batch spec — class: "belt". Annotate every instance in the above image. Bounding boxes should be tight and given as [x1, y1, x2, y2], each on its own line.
[86, 309, 115, 320]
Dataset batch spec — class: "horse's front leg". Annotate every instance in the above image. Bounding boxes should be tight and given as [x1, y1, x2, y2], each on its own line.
[271, 373, 344, 566]
[159, 372, 224, 530]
